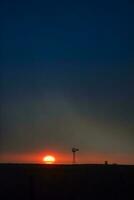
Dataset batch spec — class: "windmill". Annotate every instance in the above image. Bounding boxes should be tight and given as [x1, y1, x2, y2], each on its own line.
[72, 147, 79, 164]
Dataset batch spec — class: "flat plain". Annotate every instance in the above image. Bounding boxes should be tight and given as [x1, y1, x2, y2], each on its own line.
[0, 164, 134, 200]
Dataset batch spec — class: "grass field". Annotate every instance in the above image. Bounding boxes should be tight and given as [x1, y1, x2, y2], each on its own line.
[0, 164, 134, 200]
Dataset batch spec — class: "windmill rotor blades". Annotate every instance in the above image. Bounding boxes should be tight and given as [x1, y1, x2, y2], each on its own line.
[72, 148, 79, 152]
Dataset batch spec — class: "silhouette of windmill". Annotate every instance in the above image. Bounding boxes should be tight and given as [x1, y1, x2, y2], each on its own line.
[72, 147, 79, 164]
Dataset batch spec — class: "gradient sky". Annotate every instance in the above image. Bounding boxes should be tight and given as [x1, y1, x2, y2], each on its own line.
[0, 0, 134, 164]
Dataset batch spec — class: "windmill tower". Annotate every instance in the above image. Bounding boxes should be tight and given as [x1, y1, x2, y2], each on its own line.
[72, 147, 79, 164]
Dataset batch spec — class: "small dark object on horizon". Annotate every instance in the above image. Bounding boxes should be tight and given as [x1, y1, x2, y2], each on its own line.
[105, 161, 108, 165]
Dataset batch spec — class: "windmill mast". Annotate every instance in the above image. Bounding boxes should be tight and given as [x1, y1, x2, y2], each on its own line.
[72, 147, 79, 164]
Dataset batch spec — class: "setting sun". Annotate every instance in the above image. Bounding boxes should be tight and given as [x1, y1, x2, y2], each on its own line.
[43, 155, 56, 164]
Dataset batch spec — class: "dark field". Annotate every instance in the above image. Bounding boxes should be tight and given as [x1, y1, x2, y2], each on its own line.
[0, 164, 134, 200]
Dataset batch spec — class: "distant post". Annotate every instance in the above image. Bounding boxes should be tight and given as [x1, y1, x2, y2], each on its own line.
[72, 148, 79, 164]
[105, 161, 108, 165]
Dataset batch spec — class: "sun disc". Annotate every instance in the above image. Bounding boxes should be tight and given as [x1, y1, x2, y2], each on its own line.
[43, 155, 55, 164]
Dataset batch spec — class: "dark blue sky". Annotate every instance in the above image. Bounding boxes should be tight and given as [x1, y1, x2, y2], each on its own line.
[0, 0, 134, 163]
[1, 0, 132, 65]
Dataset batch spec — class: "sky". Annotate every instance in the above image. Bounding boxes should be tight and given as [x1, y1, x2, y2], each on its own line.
[0, 0, 134, 164]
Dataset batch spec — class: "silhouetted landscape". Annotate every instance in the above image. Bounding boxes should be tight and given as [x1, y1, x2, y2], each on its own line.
[0, 164, 134, 200]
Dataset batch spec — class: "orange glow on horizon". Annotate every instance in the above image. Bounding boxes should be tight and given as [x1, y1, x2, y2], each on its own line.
[43, 155, 56, 164]
[0, 152, 134, 165]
